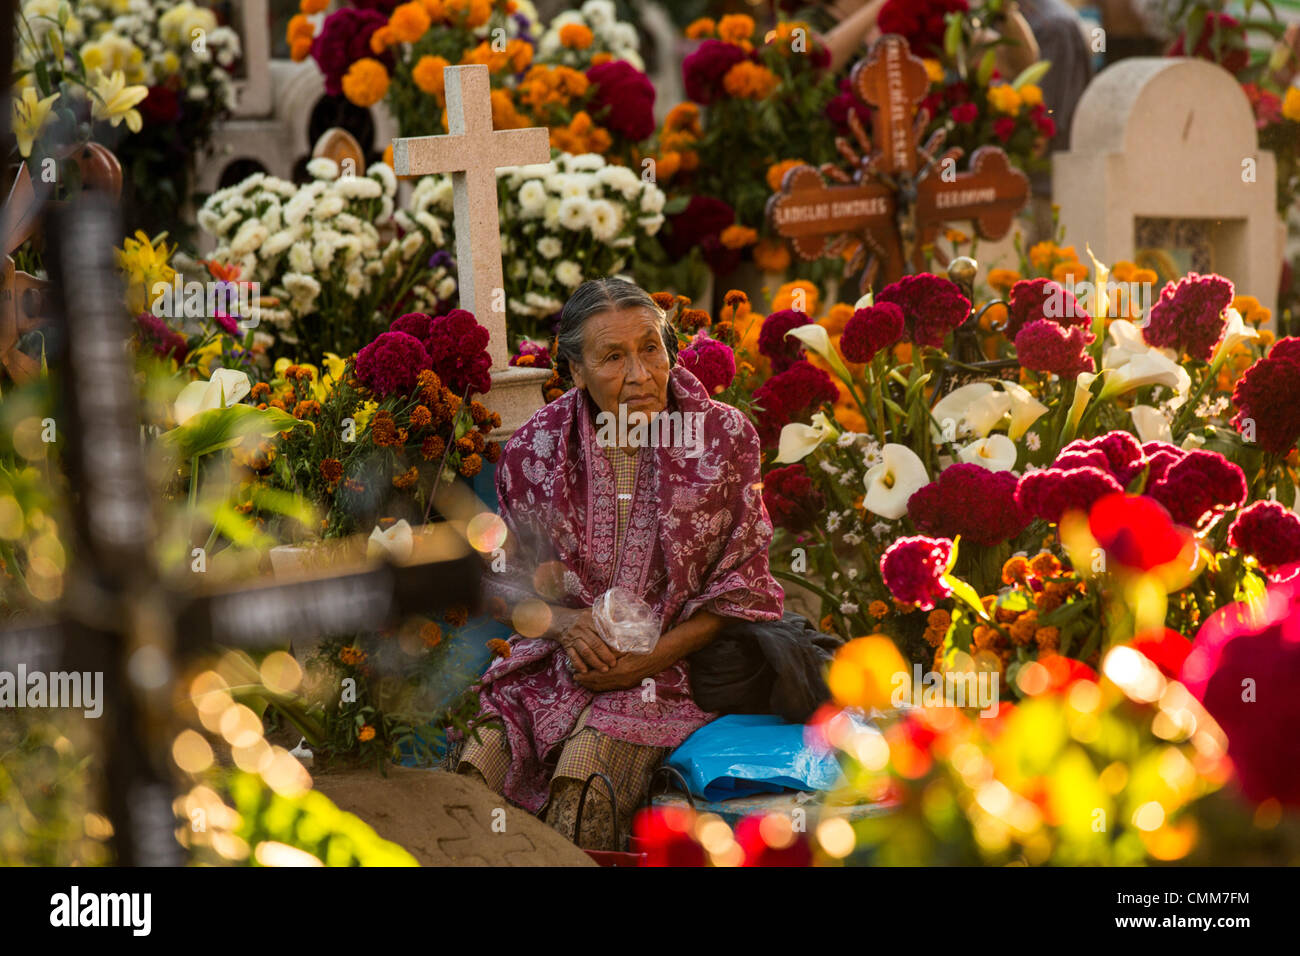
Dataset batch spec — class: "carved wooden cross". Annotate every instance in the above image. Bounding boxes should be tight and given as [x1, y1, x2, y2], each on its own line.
[391, 64, 550, 370]
[768, 34, 1031, 292]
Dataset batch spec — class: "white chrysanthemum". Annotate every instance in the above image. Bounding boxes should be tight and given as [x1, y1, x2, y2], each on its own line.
[436, 276, 457, 300]
[215, 209, 243, 235]
[430, 178, 454, 208]
[344, 268, 366, 298]
[554, 260, 583, 289]
[284, 272, 321, 300]
[313, 194, 345, 220]
[518, 179, 547, 215]
[537, 236, 562, 259]
[367, 162, 398, 196]
[414, 211, 444, 244]
[543, 198, 561, 228]
[229, 221, 268, 257]
[587, 199, 622, 241]
[197, 208, 221, 234]
[287, 242, 313, 274]
[638, 213, 664, 236]
[581, 0, 615, 28]
[377, 195, 395, 221]
[510, 161, 558, 182]
[531, 265, 548, 283]
[610, 22, 639, 51]
[261, 229, 296, 258]
[283, 190, 315, 226]
[639, 184, 666, 213]
[400, 232, 424, 258]
[558, 196, 589, 230]
[312, 239, 336, 272]
[306, 157, 339, 181]
[336, 176, 382, 200]
[525, 291, 564, 313]
[508, 260, 528, 279]
[564, 152, 606, 172]
[596, 163, 642, 201]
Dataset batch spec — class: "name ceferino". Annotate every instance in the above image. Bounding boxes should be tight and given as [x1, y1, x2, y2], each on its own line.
[890, 665, 1000, 718]
[50, 886, 151, 936]
[0, 666, 103, 718]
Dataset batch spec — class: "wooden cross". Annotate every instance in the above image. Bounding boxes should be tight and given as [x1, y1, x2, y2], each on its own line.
[391, 64, 550, 370]
[768, 34, 1031, 292]
[0, 196, 483, 864]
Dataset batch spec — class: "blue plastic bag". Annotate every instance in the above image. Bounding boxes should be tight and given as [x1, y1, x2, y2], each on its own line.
[665, 714, 845, 802]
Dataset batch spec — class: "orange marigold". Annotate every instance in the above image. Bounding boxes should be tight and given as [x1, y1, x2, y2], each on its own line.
[392, 466, 419, 490]
[1029, 551, 1061, 578]
[753, 239, 791, 273]
[370, 410, 401, 447]
[413, 55, 450, 96]
[484, 441, 502, 463]
[421, 621, 443, 648]
[1009, 610, 1038, 646]
[342, 58, 390, 108]
[723, 61, 779, 99]
[339, 645, 367, 667]
[987, 268, 1021, 295]
[446, 605, 469, 627]
[1001, 555, 1029, 586]
[320, 457, 343, 484]
[293, 399, 321, 418]
[867, 600, 890, 619]
[559, 22, 594, 49]
[1034, 627, 1060, 651]
[250, 382, 271, 400]
[421, 434, 446, 461]
[678, 308, 711, 332]
[487, 638, 512, 658]
[765, 158, 806, 192]
[410, 405, 432, 428]
[459, 453, 484, 477]
[685, 17, 715, 39]
[389, 1, 432, 43]
[717, 13, 755, 44]
[719, 225, 758, 249]
[358, 724, 376, 742]
[927, 609, 951, 631]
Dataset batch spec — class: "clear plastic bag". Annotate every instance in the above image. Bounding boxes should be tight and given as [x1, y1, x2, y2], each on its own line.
[592, 587, 661, 655]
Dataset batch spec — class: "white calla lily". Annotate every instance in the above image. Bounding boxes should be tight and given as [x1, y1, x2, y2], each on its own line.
[957, 434, 1018, 472]
[1211, 307, 1259, 367]
[174, 368, 251, 426]
[367, 519, 414, 562]
[785, 323, 852, 381]
[930, 382, 995, 442]
[1067, 371, 1097, 431]
[1001, 380, 1049, 441]
[775, 412, 840, 463]
[863, 443, 929, 519]
[1100, 350, 1191, 406]
[1129, 404, 1172, 444]
[853, 292, 873, 310]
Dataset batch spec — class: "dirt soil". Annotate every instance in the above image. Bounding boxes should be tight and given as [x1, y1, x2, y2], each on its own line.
[310, 766, 596, 866]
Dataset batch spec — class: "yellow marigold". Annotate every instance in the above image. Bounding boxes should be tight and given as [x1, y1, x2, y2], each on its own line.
[392, 466, 419, 490]
[358, 725, 376, 742]
[413, 55, 450, 96]
[487, 638, 512, 658]
[1259, 328, 1275, 346]
[765, 157, 806, 192]
[868, 600, 890, 619]
[1232, 294, 1271, 326]
[717, 13, 755, 44]
[986, 83, 1022, 114]
[686, 17, 715, 39]
[559, 22, 594, 49]
[1028, 240, 1057, 271]
[664, 102, 701, 135]
[723, 61, 779, 99]
[342, 58, 390, 108]
[1052, 260, 1087, 284]
[1019, 83, 1044, 107]
[1283, 86, 1300, 123]
[720, 225, 758, 249]
[389, 1, 432, 43]
[922, 58, 945, 84]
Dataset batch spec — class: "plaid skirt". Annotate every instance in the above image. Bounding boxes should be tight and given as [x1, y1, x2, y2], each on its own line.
[457, 704, 665, 851]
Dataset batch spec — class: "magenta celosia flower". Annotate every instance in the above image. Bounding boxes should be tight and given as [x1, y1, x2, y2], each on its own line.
[1004, 278, 1090, 340]
[355, 330, 433, 398]
[678, 336, 736, 394]
[683, 39, 751, 105]
[751, 359, 839, 446]
[1182, 582, 1300, 806]
[906, 463, 1027, 547]
[841, 302, 904, 363]
[1141, 441, 1187, 485]
[1059, 432, 1147, 486]
[1014, 319, 1096, 377]
[390, 311, 433, 340]
[1143, 272, 1234, 362]
[1232, 342, 1300, 454]
[1228, 500, 1300, 572]
[424, 308, 492, 397]
[758, 309, 814, 373]
[875, 274, 970, 349]
[310, 8, 392, 96]
[1015, 465, 1124, 524]
[509, 339, 552, 369]
[761, 463, 824, 534]
[1146, 448, 1247, 529]
[135, 312, 187, 361]
[880, 535, 955, 610]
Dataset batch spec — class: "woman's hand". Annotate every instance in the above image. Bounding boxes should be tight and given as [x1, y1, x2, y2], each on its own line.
[553, 608, 619, 674]
[574, 652, 658, 692]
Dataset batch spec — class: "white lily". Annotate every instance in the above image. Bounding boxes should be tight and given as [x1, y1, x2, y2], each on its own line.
[1001, 380, 1049, 441]
[775, 412, 840, 464]
[1100, 350, 1191, 407]
[367, 519, 414, 563]
[957, 434, 1018, 472]
[174, 368, 251, 426]
[1067, 371, 1097, 432]
[785, 323, 852, 381]
[1103, 319, 1174, 370]
[863, 443, 929, 519]
[930, 382, 1011, 442]
[1130, 404, 1172, 444]
[1211, 307, 1258, 368]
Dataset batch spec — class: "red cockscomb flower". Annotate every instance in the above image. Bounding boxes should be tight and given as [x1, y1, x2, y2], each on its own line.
[1004, 277, 1091, 340]
[390, 311, 433, 340]
[878, 0, 969, 55]
[1058, 432, 1147, 486]
[1146, 448, 1247, 530]
[1228, 500, 1300, 572]
[751, 359, 839, 446]
[587, 60, 656, 141]
[1016, 465, 1124, 525]
[678, 335, 736, 394]
[880, 535, 954, 611]
[875, 273, 970, 348]
[1143, 272, 1234, 362]
[841, 302, 904, 363]
[761, 463, 825, 534]
[424, 308, 492, 397]
[355, 330, 433, 398]
[1231, 340, 1300, 454]
[758, 309, 814, 373]
[1128, 628, 1193, 680]
[1168, 11, 1249, 75]
[907, 463, 1027, 547]
[1014, 319, 1096, 378]
[683, 39, 751, 105]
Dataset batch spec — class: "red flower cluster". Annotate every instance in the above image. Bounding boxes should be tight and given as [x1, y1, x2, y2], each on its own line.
[1055, 431, 1147, 485]
[1231, 337, 1300, 454]
[678, 335, 736, 394]
[1146, 448, 1247, 530]
[878, 0, 969, 56]
[1016, 465, 1123, 525]
[1227, 500, 1300, 573]
[683, 39, 750, 105]
[1168, 11, 1249, 75]
[662, 195, 737, 274]
[1014, 320, 1096, 377]
[757, 309, 813, 373]
[906, 463, 1027, 547]
[509, 340, 552, 369]
[1088, 492, 1189, 571]
[826, 75, 872, 137]
[1143, 272, 1234, 362]
[310, 7, 392, 97]
[423, 308, 493, 397]
[874, 273, 970, 348]
[880, 535, 954, 611]
[135, 312, 187, 361]
[751, 360, 838, 446]
[587, 60, 656, 141]
[355, 330, 433, 398]
[1183, 582, 1300, 806]
[761, 463, 825, 534]
[1004, 278, 1091, 340]
[840, 302, 904, 363]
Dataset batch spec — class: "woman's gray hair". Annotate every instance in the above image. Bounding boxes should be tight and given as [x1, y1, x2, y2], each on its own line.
[554, 278, 678, 383]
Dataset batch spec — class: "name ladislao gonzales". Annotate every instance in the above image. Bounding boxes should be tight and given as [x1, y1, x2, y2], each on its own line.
[50, 887, 151, 936]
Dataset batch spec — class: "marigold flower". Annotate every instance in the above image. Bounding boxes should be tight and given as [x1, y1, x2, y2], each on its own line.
[320, 458, 343, 485]
[421, 621, 443, 648]
[413, 55, 450, 96]
[723, 61, 779, 99]
[487, 638, 512, 658]
[1282, 85, 1300, 122]
[986, 83, 1022, 114]
[717, 13, 755, 44]
[766, 158, 806, 192]
[342, 58, 390, 108]
[410, 405, 433, 428]
[389, 1, 432, 42]
[459, 453, 484, 477]
[421, 434, 446, 461]
[1019, 83, 1044, 107]
[720, 225, 758, 249]
[339, 646, 367, 667]
[1028, 551, 1061, 578]
[392, 466, 419, 490]
[1009, 610, 1038, 646]
[1034, 627, 1060, 651]
[868, 600, 890, 619]
[559, 22, 594, 49]
[446, 605, 469, 627]
[685, 17, 716, 39]
[753, 239, 791, 273]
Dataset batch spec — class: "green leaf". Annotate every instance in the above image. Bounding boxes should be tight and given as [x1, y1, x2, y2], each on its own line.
[1011, 60, 1052, 90]
[977, 50, 999, 87]
[1278, 470, 1296, 509]
[943, 574, 989, 621]
[160, 404, 302, 461]
[943, 13, 963, 60]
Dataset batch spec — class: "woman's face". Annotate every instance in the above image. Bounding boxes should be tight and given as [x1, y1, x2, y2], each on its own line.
[570, 307, 671, 423]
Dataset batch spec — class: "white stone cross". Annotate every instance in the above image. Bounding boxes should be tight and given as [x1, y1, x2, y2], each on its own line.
[392, 64, 550, 372]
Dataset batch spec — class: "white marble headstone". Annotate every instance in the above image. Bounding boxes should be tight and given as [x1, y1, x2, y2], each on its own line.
[1053, 57, 1283, 319]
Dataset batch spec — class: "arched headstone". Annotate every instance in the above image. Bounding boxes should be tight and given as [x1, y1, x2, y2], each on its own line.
[1053, 57, 1283, 319]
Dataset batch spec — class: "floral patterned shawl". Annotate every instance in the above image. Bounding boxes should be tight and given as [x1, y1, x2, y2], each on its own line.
[476, 365, 783, 811]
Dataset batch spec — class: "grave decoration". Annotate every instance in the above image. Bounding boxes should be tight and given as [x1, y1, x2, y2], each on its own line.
[767, 35, 1030, 294]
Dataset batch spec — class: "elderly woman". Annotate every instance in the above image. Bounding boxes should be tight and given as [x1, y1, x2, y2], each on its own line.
[456, 278, 783, 850]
